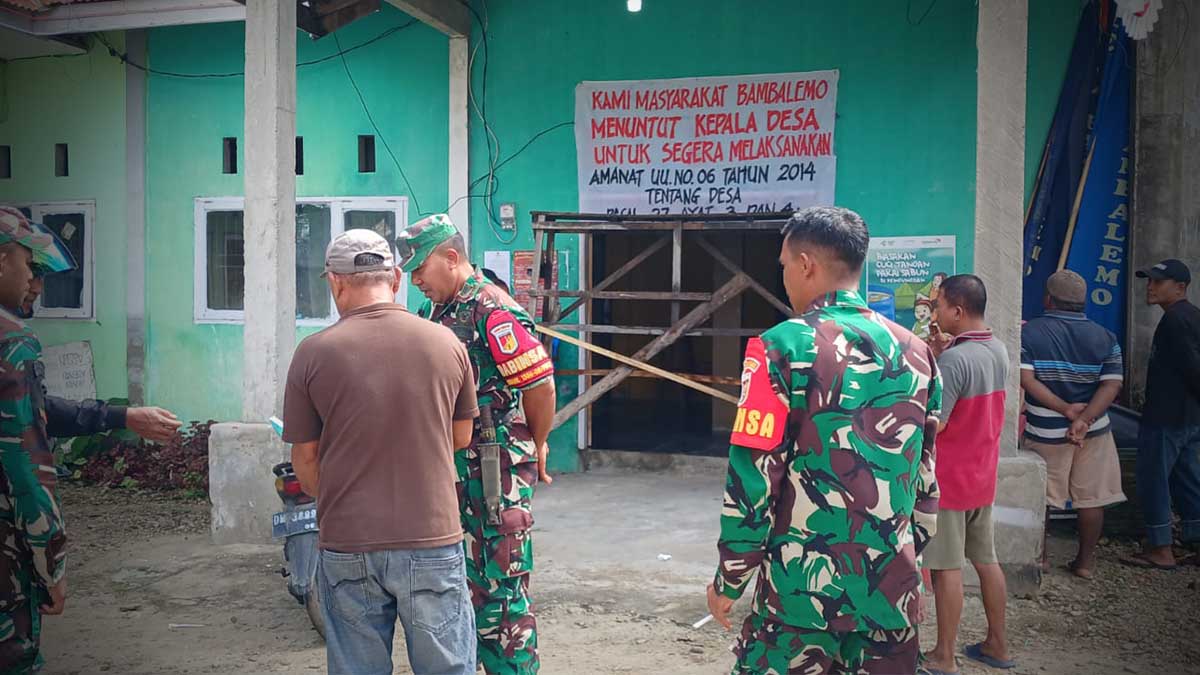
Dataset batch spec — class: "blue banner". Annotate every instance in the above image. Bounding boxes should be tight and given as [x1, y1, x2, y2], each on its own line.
[1022, 1, 1108, 322]
[1063, 22, 1132, 345]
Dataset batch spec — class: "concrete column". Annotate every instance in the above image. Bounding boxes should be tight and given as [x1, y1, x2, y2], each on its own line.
[1129, 5, 1200, 405]
[125, 29, 147, 405]
[448, 36, 470, 242]
[242, 0, 297, 421]
[974, 0, 1027, 455]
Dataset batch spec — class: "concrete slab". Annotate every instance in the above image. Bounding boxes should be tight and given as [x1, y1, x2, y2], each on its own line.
[209, 422, 289, 544]
[562, 451, 1046, 598]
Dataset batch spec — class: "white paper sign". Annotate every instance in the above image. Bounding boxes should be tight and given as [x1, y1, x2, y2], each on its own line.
[483, 250, 513, 289]
[42, 341, 97, 400]
[576, 70, 838, 215]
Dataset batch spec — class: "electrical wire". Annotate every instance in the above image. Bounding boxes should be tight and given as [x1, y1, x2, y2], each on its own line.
[457, 0, 516, 244]
[906, 0, 938, 26]
[90, 21, 419, 79]
[332, 31, 423, 216]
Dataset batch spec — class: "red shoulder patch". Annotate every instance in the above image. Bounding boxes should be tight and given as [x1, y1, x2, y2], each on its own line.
[730, 337, 788, 451]
[485, 310, 553, 389]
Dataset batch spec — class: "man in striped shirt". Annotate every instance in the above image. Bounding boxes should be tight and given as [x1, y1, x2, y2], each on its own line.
[1020, 270, 1126, 579]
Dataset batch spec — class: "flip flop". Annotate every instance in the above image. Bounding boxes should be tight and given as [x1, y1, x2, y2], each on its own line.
[1120, 554, 1178, 571]
[963, 643, 1015, 670]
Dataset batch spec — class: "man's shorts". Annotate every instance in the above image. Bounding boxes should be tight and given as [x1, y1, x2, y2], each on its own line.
[732, 611, 919, 675]
[924, 505, 998, 570]
[1026, 431, 1127, 510]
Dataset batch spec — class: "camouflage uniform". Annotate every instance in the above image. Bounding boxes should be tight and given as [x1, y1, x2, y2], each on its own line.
[403, 216, 553, 675]
[715, 290, 941, 675]
[0, 206, 75, 674]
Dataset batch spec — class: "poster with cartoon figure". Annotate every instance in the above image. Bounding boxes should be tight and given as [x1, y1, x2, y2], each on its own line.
[864, 236, 956, 336]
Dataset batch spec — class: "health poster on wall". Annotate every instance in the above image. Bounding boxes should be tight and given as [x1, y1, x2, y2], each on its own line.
[575, 70, 838, 215]
[865, 236, 956, 339]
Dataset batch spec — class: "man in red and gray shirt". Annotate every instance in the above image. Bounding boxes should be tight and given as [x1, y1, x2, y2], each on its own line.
[923, 274, 1015, 674]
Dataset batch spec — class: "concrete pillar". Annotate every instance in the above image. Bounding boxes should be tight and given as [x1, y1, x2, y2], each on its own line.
[210, 423, 289, 544]
[974, 0, 1027, 456]
[125, 29, 147, 405]
[242, 0, 297, 421]
[1129, 5, 1200, 405]
[448, 36, 470, 242]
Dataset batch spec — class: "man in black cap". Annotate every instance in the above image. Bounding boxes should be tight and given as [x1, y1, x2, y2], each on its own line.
[1130, 259, 1200, 569]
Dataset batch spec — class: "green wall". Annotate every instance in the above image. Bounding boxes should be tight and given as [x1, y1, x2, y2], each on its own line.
[465, 0, 984, 469]
[462, 0, 1083, 470]
[0, 1, 1083, 475]
[145, 7, 448, 423]
[0, 37, 130, 400]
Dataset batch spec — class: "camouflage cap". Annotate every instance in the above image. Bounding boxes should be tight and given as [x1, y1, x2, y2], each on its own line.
[397, 214, 458, 273]
[0, 205, 77, 274]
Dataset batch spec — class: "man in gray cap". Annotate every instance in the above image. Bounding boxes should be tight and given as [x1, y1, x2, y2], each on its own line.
[283, 228, 480, 675]
[1020, 269, 1125, 580]
[1130, 259, 1200, 569]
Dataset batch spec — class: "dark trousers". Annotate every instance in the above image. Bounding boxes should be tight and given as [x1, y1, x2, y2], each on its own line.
[1137, 424, 1200, 548]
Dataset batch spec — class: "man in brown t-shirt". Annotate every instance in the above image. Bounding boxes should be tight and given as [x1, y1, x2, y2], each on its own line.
[283, 229, 479, 675]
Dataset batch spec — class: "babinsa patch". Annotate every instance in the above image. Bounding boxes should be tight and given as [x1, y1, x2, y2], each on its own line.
[489, 322, 519, 355]
[730, 337, 788, 451]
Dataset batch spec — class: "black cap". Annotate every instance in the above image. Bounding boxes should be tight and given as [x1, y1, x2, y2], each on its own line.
[1135, 259, 1191, 284]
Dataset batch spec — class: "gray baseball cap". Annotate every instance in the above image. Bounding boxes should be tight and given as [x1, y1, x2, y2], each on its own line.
[322, 228, 395, 277]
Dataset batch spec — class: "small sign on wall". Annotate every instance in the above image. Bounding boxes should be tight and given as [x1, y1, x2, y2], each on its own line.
[42, 341, 97, 400]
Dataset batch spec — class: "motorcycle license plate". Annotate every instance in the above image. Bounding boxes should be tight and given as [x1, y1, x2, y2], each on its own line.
[271, 506, 318, 538]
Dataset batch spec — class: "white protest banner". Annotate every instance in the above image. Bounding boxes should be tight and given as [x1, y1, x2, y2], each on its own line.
[575, 70, 838, 215]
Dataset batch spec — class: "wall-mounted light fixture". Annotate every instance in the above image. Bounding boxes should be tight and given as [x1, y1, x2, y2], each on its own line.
[627, 0, 642, 12]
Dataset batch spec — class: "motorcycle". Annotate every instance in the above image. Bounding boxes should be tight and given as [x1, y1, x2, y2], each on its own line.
[271, 460, 325, 639]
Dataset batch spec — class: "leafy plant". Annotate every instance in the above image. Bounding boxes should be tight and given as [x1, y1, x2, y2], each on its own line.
[77, 421, 215, 493]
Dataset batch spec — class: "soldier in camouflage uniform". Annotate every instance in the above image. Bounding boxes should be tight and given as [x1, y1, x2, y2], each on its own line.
[399, 215, 556, 675]
[0, 206, 77, 674]
[707, 207, 941, 675]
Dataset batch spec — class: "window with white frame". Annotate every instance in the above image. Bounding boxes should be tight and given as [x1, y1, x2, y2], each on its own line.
[194, 197, 408, 324]
[14, 202, 94, 319]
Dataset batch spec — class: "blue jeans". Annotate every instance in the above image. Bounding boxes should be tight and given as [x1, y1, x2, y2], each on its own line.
[1137, 424, 1200, 548]
[319, 544, 476, 675]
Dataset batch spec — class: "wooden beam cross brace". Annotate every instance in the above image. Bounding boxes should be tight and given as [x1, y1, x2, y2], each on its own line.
[549, 272, 752, 429]
[558, 235, 669, 320]
[695, 234, 794, 318]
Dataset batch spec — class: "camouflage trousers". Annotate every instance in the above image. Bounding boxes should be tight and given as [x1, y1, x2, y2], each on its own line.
[733, 612, 919, 675]
[0, 579, 42, 674]
[457, 440, 539, 675]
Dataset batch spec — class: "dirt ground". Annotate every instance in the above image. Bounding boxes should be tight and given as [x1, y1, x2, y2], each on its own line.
[39, 478, 1200, 675]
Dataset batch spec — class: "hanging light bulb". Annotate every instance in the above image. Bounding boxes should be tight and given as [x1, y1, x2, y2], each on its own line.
[627, 0, 642, 12]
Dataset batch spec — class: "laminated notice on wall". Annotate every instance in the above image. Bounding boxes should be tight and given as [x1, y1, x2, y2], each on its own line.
[576, 70, 838, 215]
[42, 340, 97, 400]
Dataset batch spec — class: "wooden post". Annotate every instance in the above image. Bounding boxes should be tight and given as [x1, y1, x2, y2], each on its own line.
[543, 231, 557, 323]
[671, 225, 683, 323]
[528, 216, 545, 318]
